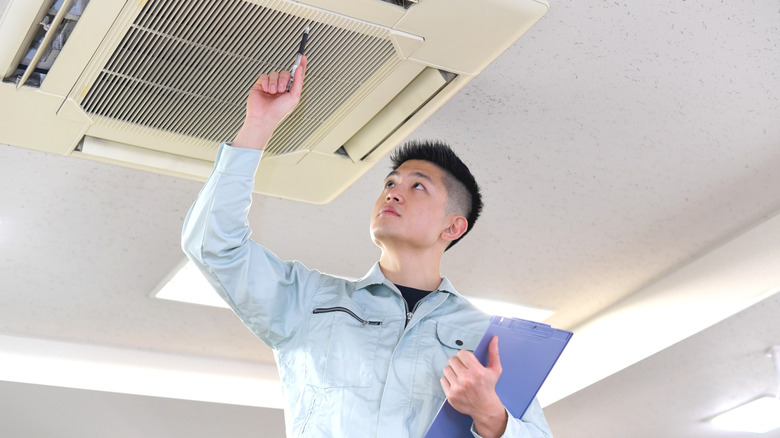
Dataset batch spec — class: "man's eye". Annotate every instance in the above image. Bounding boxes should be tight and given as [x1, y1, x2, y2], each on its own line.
[385, 181, 395, 188]
[412, 182, 424, 189]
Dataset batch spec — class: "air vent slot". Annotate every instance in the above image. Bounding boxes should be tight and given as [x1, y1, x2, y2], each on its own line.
[3, 0, 90, 88]
[78, 0, 403, 156]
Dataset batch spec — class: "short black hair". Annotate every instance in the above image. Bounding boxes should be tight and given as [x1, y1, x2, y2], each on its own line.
[390, 140, 483, 250]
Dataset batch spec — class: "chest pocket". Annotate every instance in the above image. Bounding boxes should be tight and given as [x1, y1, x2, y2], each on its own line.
[306, 305, 384, 388]
[412, 320, 484, 397]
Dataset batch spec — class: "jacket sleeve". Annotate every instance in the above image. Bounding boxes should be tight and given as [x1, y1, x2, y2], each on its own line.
[181, 143, 322, 349]
[471, 399, 553, 438]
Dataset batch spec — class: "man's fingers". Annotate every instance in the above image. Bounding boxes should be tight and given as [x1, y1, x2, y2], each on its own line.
[278, 70, 291, 91]
[262, 71, 287, 95]
[457, 349, 482, 369]
[267, 72, 280, 93]
[440, 376, 451, 393]
[253, 56, 306, 97]
[442, 364, 457, 382]
[448, 354, 468, 376]
[254, 74, 268, 93]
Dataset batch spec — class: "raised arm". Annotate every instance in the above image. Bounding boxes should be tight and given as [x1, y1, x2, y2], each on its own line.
[181, 58, 319, 349]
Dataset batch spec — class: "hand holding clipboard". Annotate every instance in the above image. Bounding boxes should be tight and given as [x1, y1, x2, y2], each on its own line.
[425, 316, 572, 438]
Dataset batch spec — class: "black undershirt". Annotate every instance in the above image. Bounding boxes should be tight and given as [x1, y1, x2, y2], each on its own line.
[395, 284, 433, 312]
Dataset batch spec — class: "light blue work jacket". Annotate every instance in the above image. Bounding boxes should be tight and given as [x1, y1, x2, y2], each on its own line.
[182, 143, 553, 438]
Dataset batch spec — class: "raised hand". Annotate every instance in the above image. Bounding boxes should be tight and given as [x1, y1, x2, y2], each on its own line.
[232, 55, 307, 150]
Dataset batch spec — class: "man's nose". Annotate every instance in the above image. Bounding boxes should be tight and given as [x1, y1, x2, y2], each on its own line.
[386, 186, 402, 203]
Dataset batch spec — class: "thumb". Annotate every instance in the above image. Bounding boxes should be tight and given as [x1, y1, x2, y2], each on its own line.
[487, 336, 502, 372]
[289, 55, 307, 97]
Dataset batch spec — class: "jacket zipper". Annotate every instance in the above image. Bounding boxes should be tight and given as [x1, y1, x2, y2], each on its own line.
[404, 298, 425, 328]
[312, 306, 382, 327]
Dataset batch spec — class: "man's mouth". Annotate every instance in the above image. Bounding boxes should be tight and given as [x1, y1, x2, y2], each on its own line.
[379, 206, 400, 216]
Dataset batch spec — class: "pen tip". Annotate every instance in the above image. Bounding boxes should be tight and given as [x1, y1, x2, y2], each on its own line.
[305, 26, 310, 33]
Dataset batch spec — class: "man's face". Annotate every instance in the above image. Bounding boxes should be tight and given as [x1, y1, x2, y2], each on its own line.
[370, 159, 453, 251]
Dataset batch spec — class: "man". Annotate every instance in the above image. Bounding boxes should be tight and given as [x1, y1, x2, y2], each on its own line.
[182, 57, 552, 437]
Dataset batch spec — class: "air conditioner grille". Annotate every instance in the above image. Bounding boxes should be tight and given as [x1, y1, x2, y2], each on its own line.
[79, 0, 401, 156]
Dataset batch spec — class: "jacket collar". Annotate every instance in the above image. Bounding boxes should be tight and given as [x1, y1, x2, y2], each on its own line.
[355, 262, 463, 298]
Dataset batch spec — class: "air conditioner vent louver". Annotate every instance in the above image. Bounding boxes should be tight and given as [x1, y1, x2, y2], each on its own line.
[3, 0, 90, 88]
[78, 0, 401, 156]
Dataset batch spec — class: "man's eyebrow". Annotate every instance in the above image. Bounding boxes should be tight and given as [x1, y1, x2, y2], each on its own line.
[385, 170, 435, 183]
[411, 171, 434, 182]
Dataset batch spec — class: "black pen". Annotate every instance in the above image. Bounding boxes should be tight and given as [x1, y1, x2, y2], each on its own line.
[287, 26, 310, 92]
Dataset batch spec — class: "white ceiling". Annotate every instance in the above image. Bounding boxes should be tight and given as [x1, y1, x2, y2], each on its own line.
[1, 0, 779, 437]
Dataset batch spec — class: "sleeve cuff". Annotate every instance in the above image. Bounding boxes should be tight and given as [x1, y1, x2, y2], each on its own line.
[470, 406, 516, 438]
[214, 142, 263, 177]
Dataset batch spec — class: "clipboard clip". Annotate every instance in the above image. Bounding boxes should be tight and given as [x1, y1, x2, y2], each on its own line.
[492, 315, 554, 338]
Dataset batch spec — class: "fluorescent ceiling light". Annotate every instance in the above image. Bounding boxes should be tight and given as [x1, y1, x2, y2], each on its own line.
[0, 334, 283, 409]
[156, 261, 554, 321]
[710, 396, 780, 433]
[156, 261, 230, 308]
[467, 297, 554, 322]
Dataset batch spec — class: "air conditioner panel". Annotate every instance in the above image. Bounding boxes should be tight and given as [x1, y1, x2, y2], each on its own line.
[257, 150, 374, 205]
[0, 86, 88, 154]
[76, 135, 215, 180]
[77, 58, 429, 167]
[253, 70, 472, 203]
[66, 0, 412, 160]
[361, 72, 474, 163]
[308, 60, 425, 156]
[295, 0, 405, 28]
[388, 31, 424, 59]
[0, 0, 549, 204]
[396, 0, 549, 75]
[342, 67, 450, 162]
[84, 120, 218, 162]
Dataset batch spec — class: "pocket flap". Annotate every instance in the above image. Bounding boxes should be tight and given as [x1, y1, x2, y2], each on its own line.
[435, 321, 483, 351]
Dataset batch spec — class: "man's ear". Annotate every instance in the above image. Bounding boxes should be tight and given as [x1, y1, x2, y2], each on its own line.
[441, 215, 468, 243]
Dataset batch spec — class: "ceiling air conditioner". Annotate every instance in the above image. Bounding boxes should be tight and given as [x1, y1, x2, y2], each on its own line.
[0, 0, 548, 203]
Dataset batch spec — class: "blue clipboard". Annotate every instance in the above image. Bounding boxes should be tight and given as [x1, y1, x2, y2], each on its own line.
[424, 316, 572, 438]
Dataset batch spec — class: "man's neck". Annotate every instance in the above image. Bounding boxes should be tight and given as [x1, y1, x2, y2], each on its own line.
[378, 246, 444, 292]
